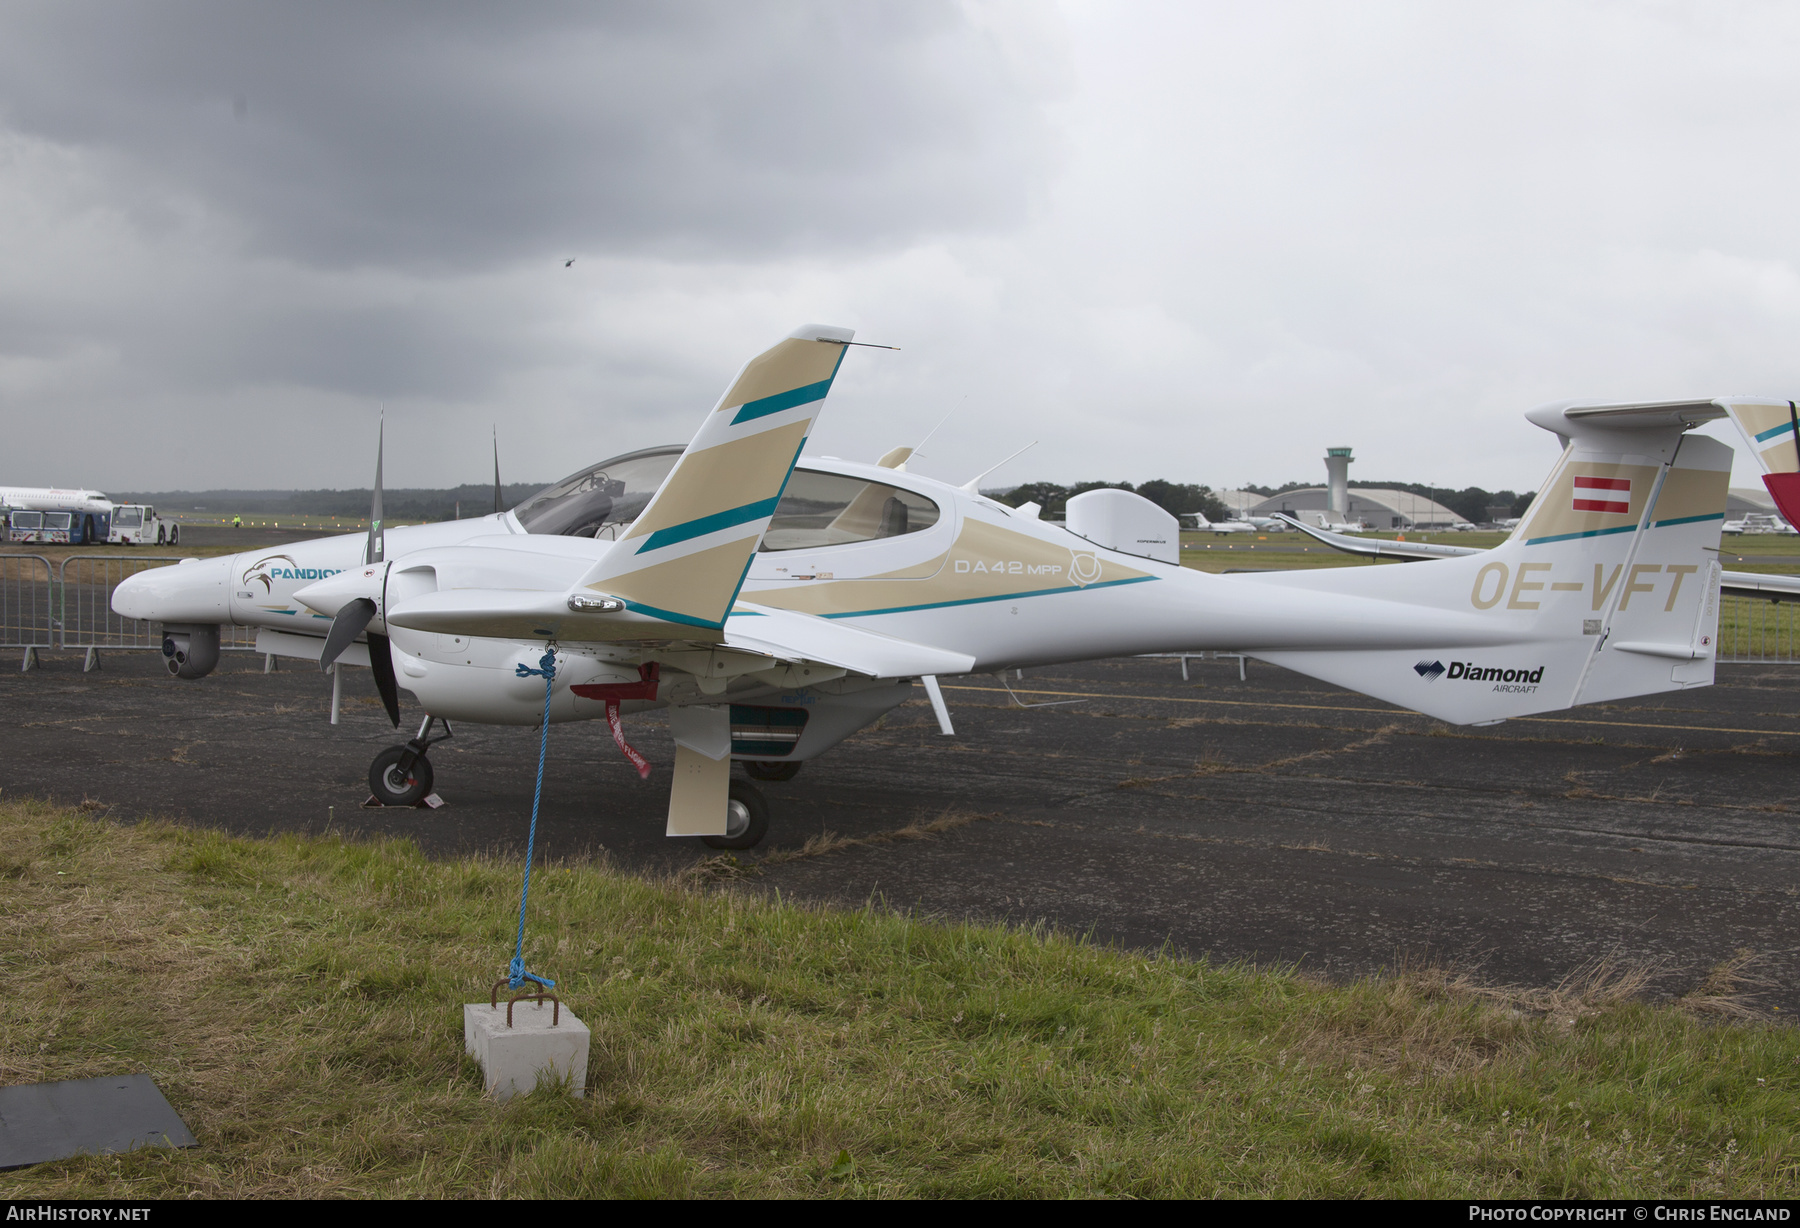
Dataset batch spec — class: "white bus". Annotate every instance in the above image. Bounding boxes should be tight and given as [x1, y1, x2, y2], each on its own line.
[0, 486, 114, 545]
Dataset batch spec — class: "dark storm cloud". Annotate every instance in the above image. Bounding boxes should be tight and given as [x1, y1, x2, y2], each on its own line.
[0, 1, 1056, 270]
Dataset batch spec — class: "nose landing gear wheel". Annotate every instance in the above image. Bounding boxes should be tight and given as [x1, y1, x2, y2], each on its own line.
[743, 760, 801, 783]
[369, 745, 434, 807]
[703, 780, 770, 850]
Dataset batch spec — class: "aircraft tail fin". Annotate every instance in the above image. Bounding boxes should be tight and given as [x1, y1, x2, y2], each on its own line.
[1717, 397, 1800, 526]
[1240, 399, 1733, 723]
[577, 324, 854, 632]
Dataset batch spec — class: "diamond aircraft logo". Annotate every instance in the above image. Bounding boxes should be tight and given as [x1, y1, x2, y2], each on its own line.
[1416, 660, 1547, 686]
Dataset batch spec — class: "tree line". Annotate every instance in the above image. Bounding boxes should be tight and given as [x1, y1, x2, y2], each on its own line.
[992, 481, 1232, 521]
[120, 476, 1537, 528]
[112, 484, 548, 522]
[990, 479, 1535, 525]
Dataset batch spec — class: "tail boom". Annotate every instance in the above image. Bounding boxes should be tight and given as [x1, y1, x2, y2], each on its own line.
[1234, 405, 1731, 724]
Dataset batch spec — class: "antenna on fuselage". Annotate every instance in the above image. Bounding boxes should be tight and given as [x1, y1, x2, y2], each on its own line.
[332, 407, 400, 727]
[909, 406, 956, 465]
[493, 426, 502, 515]
[367, 410, 385, 565]
[959, 440, 1038, 494]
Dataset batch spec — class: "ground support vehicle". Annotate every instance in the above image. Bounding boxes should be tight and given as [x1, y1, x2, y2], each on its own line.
[109, 505, 179, 546]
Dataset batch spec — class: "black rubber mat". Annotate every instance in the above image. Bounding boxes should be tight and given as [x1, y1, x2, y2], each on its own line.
[0, 1073, 196, 1169]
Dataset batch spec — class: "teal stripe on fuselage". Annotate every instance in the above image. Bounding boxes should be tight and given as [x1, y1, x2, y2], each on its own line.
[1528, 511, 1725, 545]
[730, 379, 833, 425]
[1524, 523, 1639, 547]
[635, 496, 780, 554]
[815, 574, 1158, 620]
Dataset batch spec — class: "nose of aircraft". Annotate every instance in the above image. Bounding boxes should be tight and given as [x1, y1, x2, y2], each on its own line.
[110, 555, 233, 622]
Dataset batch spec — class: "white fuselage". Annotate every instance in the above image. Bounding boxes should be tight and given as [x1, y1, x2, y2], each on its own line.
[112, 416, 1735, 741]
[0, 485, 113, 514]
[114, 460, 1535, 731]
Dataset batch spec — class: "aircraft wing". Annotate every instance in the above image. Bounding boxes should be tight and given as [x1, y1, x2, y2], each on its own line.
[1720, 570, 1800, 601]
[1273, 513, 1483, 560]
[724, 603, 976, 678]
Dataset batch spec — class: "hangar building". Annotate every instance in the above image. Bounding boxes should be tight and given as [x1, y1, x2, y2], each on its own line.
[1729, 487, 1783, 518]
[1247, 487, 1470, 530]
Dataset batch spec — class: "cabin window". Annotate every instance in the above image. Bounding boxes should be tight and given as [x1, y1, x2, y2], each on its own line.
[514, 446, 684, 538]
[759, 470, 940, 552]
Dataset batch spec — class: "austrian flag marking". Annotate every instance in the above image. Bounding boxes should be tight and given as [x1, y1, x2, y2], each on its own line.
[1572, 475, 1631, 514]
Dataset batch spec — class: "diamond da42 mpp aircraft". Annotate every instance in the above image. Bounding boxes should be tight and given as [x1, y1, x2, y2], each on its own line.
[114, 324, 1754, 848]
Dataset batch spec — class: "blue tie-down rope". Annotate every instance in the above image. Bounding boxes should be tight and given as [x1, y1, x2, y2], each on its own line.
[507, 646, 558, 992]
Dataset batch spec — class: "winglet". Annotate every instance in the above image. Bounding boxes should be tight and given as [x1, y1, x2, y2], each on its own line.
[575, 325, 855, 632]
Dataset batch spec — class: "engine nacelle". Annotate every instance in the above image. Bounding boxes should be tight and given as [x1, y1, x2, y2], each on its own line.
[162, 623, 221, 679]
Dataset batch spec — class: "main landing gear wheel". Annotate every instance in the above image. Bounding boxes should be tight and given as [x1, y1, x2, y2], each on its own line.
[743, 760, 802, 783]
[703, 780, 770, 851]
[369, 746, 434, 806]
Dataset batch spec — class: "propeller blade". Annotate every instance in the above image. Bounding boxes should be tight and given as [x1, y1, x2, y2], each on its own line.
[493, 427, 502, 514]
[367, 413, 385, 565]
[366, 631, 401, 727]
[320, 597, 376, 672]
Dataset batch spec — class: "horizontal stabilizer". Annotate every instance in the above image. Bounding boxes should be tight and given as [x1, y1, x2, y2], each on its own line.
[1527, 398, 1726, 438]
[1274, 514, 1482, 561]
[1720, 569, 1800, 601]
[725, 603, 976, 679]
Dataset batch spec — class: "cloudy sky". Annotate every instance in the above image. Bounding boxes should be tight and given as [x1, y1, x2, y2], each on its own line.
[4, 1, 1799, 496]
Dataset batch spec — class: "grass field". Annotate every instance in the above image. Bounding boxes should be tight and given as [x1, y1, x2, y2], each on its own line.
[2, 798, 1795, 1199]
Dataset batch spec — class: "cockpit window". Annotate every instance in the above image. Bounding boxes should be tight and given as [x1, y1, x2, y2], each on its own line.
[514, 446, 684, 537]
[759, 469, 940, 551]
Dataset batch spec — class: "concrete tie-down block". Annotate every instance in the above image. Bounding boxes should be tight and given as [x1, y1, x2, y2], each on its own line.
[464, 999, 590, 1102]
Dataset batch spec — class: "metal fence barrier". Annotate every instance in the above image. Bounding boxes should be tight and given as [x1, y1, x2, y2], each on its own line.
[2, 555, 55, 670]
[58, 555, 171, 653]
[1140, 651, 1249, 681]
[56, 556, 258, 663]
[0, 555, 260, 671]
[1717, 594, 1800, 663]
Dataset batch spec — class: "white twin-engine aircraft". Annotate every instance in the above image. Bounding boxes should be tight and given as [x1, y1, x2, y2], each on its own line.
[114, 325, 1761, 849]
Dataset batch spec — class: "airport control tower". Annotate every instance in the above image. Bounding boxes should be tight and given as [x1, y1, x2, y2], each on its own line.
[1325, 447, 1353, 520]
